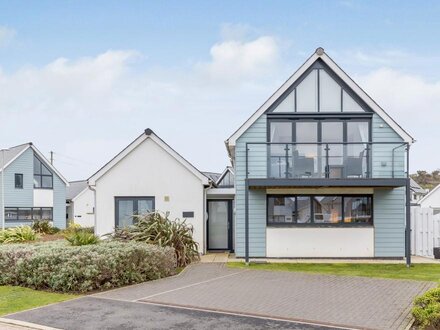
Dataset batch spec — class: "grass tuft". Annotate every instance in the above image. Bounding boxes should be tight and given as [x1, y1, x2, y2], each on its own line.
[0, 286, 77, 316]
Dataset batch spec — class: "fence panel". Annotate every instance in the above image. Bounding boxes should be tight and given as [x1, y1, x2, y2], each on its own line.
[410, 207, 440, 257]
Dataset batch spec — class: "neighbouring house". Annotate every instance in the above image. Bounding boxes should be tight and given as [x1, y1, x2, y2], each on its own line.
[418, 183, 440, 214]
[410, 178, 427, 205]
[88, 129, 211, 250]
[66, 180, 95, 227]
[0, 143, 69, 229]
[225, 47, 414, 260]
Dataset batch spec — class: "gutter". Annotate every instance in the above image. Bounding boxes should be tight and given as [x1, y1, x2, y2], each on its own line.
[88, 183, 97, 235]
[203, 180, 215, 255]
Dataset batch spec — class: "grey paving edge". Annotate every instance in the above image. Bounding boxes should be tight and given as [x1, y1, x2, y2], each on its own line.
[0, 318, 61, 330]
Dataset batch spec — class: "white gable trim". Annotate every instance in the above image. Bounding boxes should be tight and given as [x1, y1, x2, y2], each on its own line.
[0, 144, 69, 185]
[88, 130, 210, 186]
[215, 167, 235, 186]
[0, 145, 31, 173]
[418, 184, 440, 205]
[226, 49, 414, 148]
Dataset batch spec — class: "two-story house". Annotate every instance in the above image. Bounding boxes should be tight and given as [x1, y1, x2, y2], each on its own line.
[0, 143, 68, 229]
[85, 48, 414, 264]
[224, 48, 414, 262]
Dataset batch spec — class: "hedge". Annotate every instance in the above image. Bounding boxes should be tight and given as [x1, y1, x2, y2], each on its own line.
[0, 241, 176, 293]
[412, 287, 440, 329]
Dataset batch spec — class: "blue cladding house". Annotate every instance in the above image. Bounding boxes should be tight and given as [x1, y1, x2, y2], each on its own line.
[223, 48, 414, 261]
[0, 143, 69, 229]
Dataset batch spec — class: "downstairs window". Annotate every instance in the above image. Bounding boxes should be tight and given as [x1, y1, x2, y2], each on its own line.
[267, 195, 372, 226]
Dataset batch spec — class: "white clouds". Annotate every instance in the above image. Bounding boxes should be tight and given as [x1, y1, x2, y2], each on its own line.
[0, 50, 141, 116]
[203, 37, 279, 80]
[0, 26, 16, 47]
[0, 33, 282, 180]
[357, 68, 440, 171]
[197, 26, 280, 82]
[1, 27, 438, 180]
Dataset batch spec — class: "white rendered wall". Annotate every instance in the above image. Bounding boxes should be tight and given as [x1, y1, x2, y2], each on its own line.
[94, 138, 205, 251]
[33, 189, 53, 207]
[266, 227, 374, 257]
[72, 188, 95, 227]
[420, 189, 440, 209]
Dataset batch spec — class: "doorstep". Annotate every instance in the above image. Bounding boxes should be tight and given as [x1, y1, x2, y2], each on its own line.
[200, 252, 229, 263]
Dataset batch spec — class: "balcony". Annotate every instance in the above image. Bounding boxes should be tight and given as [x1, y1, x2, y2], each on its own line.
[245, 142, 409, 188]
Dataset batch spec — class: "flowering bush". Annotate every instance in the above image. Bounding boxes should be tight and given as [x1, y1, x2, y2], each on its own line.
[0, 241, 176, 292]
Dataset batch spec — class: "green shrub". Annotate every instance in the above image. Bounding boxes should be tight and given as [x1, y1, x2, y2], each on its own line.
[113, 211, 199, 267]
[32, 220, 60, 235]
[0, 226, 39, 243]
[412, 287, 440, 329]
[65, 231, 99, 246]
[0, 241, 176, 292]
[62, 223, 94, 235]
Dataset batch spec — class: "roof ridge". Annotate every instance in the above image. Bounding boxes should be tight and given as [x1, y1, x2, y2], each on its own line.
[6, 142, 32, 150]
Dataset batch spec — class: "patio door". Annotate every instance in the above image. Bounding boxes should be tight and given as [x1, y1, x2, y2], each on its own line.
[207, 200, 232, 251]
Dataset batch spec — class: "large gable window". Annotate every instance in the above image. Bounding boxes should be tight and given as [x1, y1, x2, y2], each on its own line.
[33, 155, 53, 189]
[272, 65, 364, 113]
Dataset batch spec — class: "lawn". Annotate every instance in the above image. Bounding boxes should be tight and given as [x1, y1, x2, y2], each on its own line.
[0, 286, 78, 316]
[228, 262, 440, 283]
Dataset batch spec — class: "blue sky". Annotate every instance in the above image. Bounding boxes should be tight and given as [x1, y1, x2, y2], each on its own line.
[0, 1, 439, 179]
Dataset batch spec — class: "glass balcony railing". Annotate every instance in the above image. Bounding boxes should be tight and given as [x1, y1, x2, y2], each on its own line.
[245, 142, 408, 180]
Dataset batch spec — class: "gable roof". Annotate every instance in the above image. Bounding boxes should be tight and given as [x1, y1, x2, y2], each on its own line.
[202, 171, 222, 182]
[0, 142, 69, 185]
[225, 47, 415, 151]
[0, 143, 29, 167]
[66, 180, 89, 201]
[88, 128, 210, 186]
[215, 166, 235, 186]
[410, 178, 426, 195]
[418, 183, 440, 205]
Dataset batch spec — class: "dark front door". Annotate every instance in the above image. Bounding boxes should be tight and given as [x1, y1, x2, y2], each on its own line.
[207, 200, 232, 251]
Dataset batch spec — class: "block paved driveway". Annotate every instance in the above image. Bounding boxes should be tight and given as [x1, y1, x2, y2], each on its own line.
[6, 263, 435, 330]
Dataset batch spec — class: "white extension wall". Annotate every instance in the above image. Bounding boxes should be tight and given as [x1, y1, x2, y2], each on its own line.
[72, 188, 95, 227]
[266, 227, 374, 258]
[94, 138, 205, 250]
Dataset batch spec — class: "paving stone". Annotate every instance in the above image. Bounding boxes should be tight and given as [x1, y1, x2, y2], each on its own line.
[95, 263, 435, 330]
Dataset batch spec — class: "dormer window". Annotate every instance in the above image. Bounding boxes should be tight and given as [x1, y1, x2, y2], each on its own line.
[33, 155, 53, 189]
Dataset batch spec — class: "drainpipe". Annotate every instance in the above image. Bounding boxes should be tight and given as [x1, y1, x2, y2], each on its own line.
[245, 143, 249, 265]
[1, 149, 9, 231]
[88, 184, 97, 236]
[1, 150, 4, 231]
[405, 144, 411, 267]
[203, 184, 212, 255]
